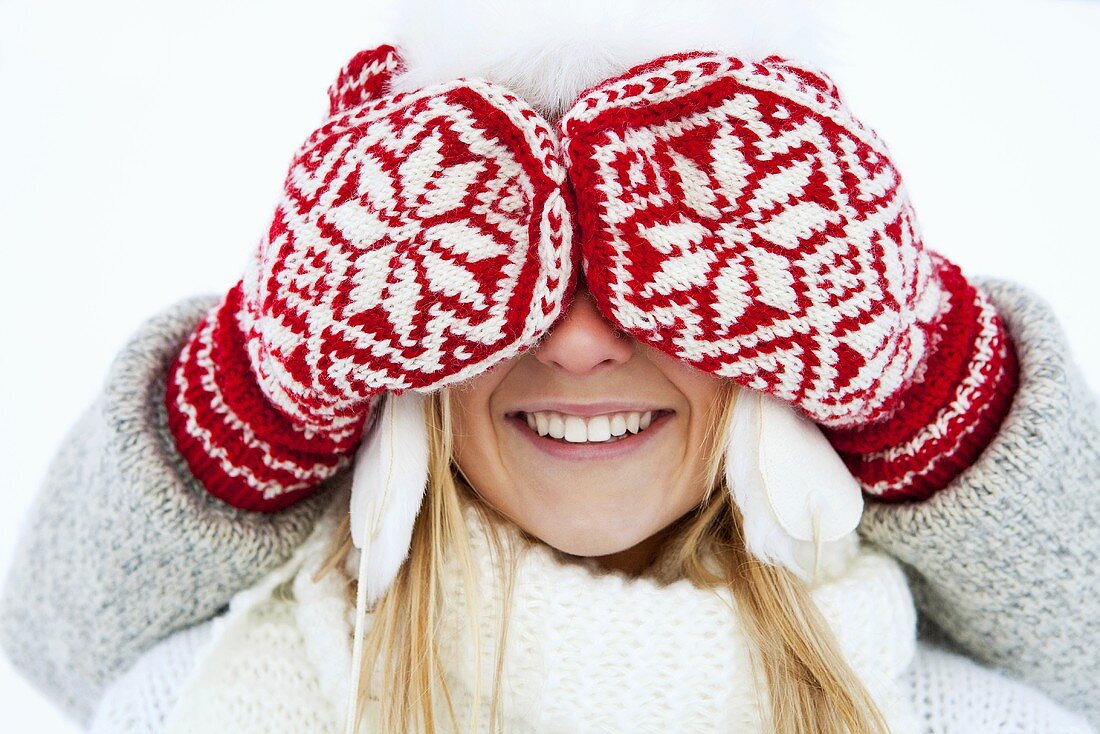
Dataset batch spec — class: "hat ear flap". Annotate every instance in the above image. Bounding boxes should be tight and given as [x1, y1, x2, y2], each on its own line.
[724, 388, 865, 582]
[348, 390, 431, 605]
[344, 389, 429, 732]
[327, 44, 406, 116]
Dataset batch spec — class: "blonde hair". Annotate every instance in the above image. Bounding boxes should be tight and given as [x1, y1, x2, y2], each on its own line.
[317, 382, 891, 733]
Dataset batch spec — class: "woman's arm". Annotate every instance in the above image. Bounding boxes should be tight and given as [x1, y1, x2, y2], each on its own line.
[903, 642, 1096, 733]
[858, 276, 1100, 727]
[0, 295, 343, 727]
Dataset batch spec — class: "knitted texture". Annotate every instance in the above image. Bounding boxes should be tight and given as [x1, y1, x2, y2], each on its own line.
[3, 281, 1096, 729]
[408, 494, 917, 732]
[858, 276, 1100, 724]
[561, 51, 942, 426]
[88, 621, 213, 734]
[900, 645, 1096, 733]
[325, 45, 403, 118]
[86, 484, 1095, 734]
[165, 47, 578, 511]
[0, 295, 340, 726]
[101, 484, 922, 733]
[164, 283, 369, 511]
[823, 256, 1020, 500]
[560, 51, 1018, 500]
[163, 589, 340, 733]
[164, 45, 1017, 511]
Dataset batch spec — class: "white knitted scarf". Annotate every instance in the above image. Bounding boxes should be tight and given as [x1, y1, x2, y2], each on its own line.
[164, 485, 920, 733]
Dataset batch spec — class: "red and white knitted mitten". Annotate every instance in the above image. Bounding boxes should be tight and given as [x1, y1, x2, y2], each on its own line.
[561, 51, 1019, 502]
[165, 46, 576, 511]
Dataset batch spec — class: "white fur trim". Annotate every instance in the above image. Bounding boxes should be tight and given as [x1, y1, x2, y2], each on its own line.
[725, 388, 861, 582]
[348, 392, 430, 605]
[379, 0, 836, 119]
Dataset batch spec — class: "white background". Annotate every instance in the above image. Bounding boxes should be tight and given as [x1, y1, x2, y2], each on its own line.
[1, 1, 1097, 730]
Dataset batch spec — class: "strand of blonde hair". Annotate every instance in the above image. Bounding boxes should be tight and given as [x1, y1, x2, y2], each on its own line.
[321, 383, 890, 733]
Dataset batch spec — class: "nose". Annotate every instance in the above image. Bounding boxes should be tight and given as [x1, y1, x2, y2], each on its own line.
[534, 285, 635, 374]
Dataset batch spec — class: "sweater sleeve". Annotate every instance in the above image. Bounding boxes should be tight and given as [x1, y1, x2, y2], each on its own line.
[0, 295, 346, 727]
[902, 642, 1096, 733]
[857, 276, 1100, 728]
[87, 618, 214, 734]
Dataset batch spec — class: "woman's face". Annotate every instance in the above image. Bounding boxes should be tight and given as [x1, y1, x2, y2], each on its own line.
[451, 284, 729, 569]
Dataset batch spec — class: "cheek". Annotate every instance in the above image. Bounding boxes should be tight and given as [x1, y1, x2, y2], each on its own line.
[649, 352, 731, 489]
[449, 383, 509, 500]
[443, 348, 731, 557]
[647, 348, 727, 429]
[452, 392, 489, 459]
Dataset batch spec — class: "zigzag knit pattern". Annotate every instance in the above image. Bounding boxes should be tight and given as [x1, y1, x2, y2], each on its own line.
[166, 46, 1017, 510]
[164, 282, 367, 510]
[325, 44, 403, 119]
[824, 255, 1020, 500]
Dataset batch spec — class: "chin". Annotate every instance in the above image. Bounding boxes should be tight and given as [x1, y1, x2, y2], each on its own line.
[529, 505, 658, 557]
[549, 534, 637, 558]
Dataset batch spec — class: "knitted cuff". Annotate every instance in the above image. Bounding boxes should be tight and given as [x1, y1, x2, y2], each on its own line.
[164, 282, 373, 512]
[822, 256, 1020, 502]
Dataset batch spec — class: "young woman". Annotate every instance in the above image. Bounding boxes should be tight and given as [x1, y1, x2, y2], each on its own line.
[3, 2, 1098, 732]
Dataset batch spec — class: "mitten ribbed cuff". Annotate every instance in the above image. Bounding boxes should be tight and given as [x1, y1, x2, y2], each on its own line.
[164, 282, 373, 512]
[823, 257, 1020, 502]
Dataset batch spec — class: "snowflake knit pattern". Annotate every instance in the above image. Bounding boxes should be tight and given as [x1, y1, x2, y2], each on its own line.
[165, 46, 1017, 511]
[164, 45, 578, 510]
[561, 52, 1019, 501]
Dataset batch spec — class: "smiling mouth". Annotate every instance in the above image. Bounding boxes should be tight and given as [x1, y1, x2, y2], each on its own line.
[507, 409, 674, 445]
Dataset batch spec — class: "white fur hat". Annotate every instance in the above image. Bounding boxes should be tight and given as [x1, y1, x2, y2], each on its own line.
[383, 0, 834, 120]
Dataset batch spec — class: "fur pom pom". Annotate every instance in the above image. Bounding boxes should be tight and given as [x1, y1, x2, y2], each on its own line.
[380, 0, 835, 119]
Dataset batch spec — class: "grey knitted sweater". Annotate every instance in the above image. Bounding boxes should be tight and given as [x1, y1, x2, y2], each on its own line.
[2, 277, 1098, 729]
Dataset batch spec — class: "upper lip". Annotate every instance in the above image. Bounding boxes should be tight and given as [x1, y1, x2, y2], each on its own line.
[507, 402, 672, 417]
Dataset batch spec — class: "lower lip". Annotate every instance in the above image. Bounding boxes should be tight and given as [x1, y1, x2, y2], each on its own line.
[505, 411, 673, 461]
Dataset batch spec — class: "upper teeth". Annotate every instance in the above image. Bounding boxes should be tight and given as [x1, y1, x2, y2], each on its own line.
[522, 410, 655, 443]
